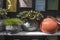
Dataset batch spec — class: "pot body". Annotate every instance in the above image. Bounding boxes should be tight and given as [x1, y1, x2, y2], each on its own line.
[0, 19, 5, 32]
[22, 21, 38, 31]
[56, 17, 60, 30]
[58, 24, 60, 30]
[6, 25, 22, 34]
[40, 18, 58, 34]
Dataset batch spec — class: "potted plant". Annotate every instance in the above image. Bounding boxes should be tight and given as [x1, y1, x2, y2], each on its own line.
[17, 10, 44, 31]
[3, 18, 24, 33]
[0, 8, 8, 31]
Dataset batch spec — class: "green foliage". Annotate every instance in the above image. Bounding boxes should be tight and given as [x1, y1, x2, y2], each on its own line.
[17, 10, 44, 21]
[0, 8, 8, 19]
[3, 18, 24, 26]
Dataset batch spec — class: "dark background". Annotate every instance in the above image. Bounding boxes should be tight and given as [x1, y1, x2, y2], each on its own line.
[2, 0, 60, 18]
[3, 0, 35, 18]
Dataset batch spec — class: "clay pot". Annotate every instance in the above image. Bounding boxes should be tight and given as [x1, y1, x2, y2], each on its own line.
[40, 18, 58, 34]
[58, 24, 60, 30]
[56, 18, 60, 30]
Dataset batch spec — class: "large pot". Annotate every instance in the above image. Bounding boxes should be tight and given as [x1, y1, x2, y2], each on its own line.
[40, 18, 58, 34]
[22, 21, 39, 31]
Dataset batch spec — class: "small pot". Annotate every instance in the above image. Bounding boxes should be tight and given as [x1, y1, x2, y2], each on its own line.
[0, 19, 5, 32]
[56, 16, 60, 30]
[57, 20, 60, 30]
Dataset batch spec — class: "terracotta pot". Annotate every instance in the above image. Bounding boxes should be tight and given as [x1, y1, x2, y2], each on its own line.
[56, 18, 60, 30]
[57, 22, 60, 30]
[40, 18, 58, 34]
[58, 24, 60, 30]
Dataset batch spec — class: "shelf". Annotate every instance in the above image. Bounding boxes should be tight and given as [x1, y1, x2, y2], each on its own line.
[0, 30, 59, 36]
[0, 31, 60, 36]
[0, 32, 7, 35]
[7, 31, 60, 36]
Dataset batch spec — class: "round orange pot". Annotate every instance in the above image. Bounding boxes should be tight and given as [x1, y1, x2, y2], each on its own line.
[40, 18, 58, 34]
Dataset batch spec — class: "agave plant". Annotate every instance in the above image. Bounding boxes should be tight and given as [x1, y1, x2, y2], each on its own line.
[0, 8, 8, 19]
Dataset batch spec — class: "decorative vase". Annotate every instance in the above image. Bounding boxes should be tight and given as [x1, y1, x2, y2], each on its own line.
[40, 18, 58, 34]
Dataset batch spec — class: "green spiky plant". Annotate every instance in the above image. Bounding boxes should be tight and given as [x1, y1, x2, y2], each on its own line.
[3, 18, 24, 26]
[0, 8, 8, 19]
